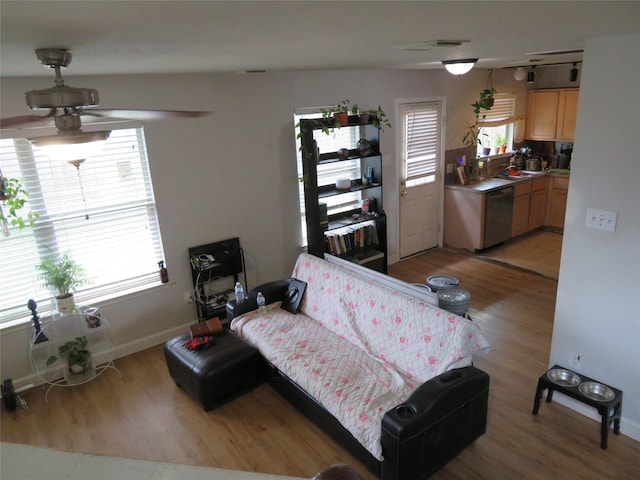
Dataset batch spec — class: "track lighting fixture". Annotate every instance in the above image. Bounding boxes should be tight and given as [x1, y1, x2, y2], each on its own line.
[442, 58, 478, 75]
[527, 67, 536, 84]
[570, 63, 579, 82]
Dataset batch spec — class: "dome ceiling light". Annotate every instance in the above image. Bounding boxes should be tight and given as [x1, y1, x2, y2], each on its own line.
[442, 59, 478, 75]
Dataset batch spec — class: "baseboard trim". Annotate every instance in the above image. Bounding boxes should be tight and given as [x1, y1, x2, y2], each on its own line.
[555, 395, 640, 443]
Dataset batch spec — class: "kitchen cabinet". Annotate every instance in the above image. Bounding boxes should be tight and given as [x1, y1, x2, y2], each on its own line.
[525, 88, 579, 141]
[528, 176, 549, 230]
[444, 188, 485, 251]
[512, 176, 548, 237]
[556, 89, 579, 141]
[547, 176, 569, 229]
[512, 181, 531, 237]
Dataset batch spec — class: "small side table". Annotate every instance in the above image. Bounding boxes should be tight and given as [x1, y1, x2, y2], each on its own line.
[532, 364, 622, 449]
[30, 308, 120, 402]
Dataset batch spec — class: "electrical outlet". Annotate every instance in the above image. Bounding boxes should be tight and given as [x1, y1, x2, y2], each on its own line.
[183, 291, 193, 304]
[446, 163, 454, 174]
[586, 208, 618, 232]
[569, 351, 581, 368]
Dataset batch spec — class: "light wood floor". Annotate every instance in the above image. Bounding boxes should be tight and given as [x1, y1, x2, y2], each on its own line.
[479, 230, 563, 279]
[2, 249, 639, 479]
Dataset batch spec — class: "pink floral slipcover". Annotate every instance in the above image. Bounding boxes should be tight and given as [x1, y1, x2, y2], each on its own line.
[231, 253, 490, 459]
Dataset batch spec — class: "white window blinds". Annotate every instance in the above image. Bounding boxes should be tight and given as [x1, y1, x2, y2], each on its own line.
[479, 94, 517, 127]
[402, 102, 441, 183]
[0, 127, 166, 324]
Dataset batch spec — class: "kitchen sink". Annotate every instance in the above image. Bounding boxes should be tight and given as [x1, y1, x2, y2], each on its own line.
[493, 170, 546, 180]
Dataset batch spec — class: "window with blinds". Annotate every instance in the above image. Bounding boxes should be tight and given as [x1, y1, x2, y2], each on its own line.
[0, 127, 165, 325]
[478, 94, 517, 156]
[479, 94, 517, 127]
[294, 111, 361, 246]
[401, 102, 442, 187]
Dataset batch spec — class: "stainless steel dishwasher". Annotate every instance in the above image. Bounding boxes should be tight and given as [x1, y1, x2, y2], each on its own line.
[484, 186, 514, 249]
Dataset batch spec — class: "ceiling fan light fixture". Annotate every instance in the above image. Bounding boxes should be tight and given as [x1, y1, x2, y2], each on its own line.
[442, 59, 478, 75]
[30, 130, 111, 163]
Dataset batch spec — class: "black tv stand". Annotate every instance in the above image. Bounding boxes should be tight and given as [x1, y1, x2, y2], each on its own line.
[188, 237, 245, 323]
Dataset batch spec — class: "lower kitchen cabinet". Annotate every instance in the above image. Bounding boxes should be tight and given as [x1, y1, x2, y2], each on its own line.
[529, 176, 549, 230]
[548, 176, 569, 229]
[444, 188, 485, 251]
[512, 182, 531, 237]
[513, 176, 549, 237]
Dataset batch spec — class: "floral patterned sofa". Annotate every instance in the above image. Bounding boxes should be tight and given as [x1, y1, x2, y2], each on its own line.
[226, 253, 490, 480]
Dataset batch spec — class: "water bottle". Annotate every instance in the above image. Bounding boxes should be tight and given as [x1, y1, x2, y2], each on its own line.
[256, 292, 266, 313]
[366, 166, 374, 184]
[234, 282, 245, 303]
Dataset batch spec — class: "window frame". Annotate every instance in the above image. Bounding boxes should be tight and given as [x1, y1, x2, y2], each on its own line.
[0, 123, 167, 327]
[294, 109, 363, 246]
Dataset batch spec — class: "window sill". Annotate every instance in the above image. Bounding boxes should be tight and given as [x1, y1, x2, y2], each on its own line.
[0, 280, 175, 334]
[479, 152, 512, 161]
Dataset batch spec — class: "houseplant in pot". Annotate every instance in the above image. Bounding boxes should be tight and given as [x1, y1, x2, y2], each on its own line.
[36, 252, 87, 314]
[495, 133, 507, 154]
[322, 99, 359, 127]
[46, 336, 92, 375]
[462, 87, 496, 153]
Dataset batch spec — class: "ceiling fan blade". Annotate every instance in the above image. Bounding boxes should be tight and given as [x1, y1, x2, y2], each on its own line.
[82, 109, 211, 121]
[1, 109, 57, 129]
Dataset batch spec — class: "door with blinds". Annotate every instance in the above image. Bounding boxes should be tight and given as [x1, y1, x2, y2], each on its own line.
[399, 101, 442, 258]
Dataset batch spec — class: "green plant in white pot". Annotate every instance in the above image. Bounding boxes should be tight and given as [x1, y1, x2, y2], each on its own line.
[36, 252, 87, 314]
[46, 336, 92, 374]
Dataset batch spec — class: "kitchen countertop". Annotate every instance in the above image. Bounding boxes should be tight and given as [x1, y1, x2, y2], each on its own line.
[445, 171, 569, 193]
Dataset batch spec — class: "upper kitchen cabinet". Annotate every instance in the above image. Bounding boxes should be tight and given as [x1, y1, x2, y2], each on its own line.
[525, 88, 579, 141]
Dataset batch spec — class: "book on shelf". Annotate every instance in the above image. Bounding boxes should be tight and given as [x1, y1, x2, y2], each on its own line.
[189, 317, 224, 338]
[324, 221, 379, 256]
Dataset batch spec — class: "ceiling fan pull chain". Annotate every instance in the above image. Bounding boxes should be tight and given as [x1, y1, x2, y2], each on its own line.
[70, 160, 90, 220]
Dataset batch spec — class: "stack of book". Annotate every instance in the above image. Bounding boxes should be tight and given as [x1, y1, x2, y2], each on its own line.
[324, 222, 379, 256]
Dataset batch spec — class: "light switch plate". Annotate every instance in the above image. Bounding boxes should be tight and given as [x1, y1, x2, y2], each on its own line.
[586, 208, 617, 232]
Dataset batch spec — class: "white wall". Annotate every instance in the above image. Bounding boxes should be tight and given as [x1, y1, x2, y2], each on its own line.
[550, 33, 640, 440]
[1, 69, 453, 383]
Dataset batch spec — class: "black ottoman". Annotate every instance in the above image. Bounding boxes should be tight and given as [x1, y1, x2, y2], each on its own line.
[164, 331, 265, 410]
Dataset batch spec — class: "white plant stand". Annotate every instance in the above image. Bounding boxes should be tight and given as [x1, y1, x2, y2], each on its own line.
[30, 308, 120, 402]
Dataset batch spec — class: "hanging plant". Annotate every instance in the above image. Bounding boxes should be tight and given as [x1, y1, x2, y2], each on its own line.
[462, 70, 496, 149]
[0, 171, 38, 236]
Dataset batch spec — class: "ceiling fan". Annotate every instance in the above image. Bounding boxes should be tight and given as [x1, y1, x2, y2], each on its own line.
[0, 47, 210, 132]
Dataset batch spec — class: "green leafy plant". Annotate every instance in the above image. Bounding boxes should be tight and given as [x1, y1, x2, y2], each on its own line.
[0, 172, 38, 232]
[363, 105, 392, 132]
[36, 252, 87, 299]
[495, 133, 507, 146]
[462, 87, 497, 149]
[46, 336, 92, 374]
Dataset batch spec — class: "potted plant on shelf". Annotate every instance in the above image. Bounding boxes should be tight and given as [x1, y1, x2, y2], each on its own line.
[495, 133, 507, 154]
[36, 252, 87, 314]
[0, 170, 38, 237]
[322, 99, 359, 127]
[46, 336, 92, 374]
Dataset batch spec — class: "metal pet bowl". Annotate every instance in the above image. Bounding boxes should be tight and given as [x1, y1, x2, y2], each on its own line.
[547, 368, 581, 387]
[579, 381, 616, 402]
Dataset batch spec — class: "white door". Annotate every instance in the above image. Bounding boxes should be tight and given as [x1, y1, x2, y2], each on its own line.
[399, 101, 442, 258]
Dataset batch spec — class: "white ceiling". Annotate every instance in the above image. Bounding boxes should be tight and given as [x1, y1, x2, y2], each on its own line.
[1, 1, 639, 77]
